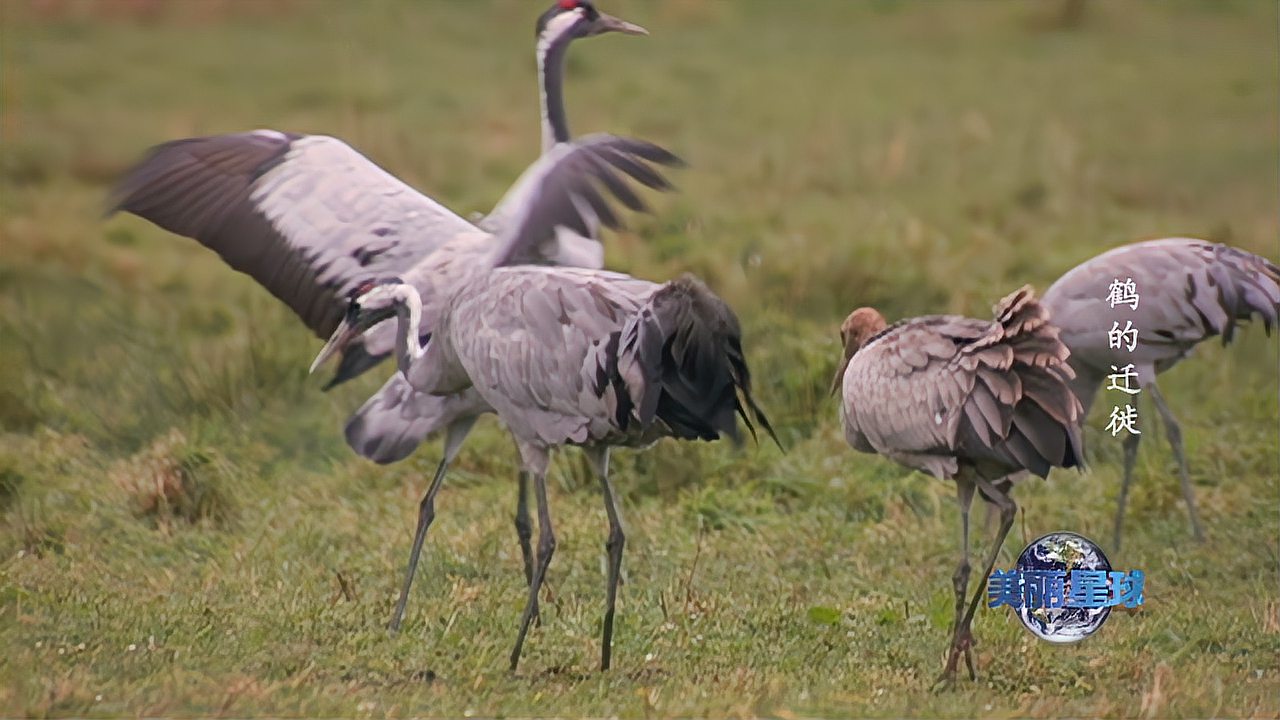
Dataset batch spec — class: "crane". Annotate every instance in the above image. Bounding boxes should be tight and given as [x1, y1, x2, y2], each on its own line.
[831, 286, 1084, 683]
[115, 132, 681, 633]
[1042, 237, 1280, 550]
[312, 224, 780, 672]
[109, 1, 669, 633]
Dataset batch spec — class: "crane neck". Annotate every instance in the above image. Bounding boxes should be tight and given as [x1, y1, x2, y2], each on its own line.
[537, 32, 572, 154]
[390, 284, 425, 376]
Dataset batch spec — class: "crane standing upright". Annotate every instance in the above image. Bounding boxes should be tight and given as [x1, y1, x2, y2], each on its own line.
[831, 286, 1084, 684]
[1042, 237, 1280, 550]
[312, 202, 780, 671]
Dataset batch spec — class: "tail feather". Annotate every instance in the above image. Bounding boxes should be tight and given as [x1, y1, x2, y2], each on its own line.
[1204, 244, 1280, 344]
[621, 274, 780, 449]
[990, 285, 1085, 472]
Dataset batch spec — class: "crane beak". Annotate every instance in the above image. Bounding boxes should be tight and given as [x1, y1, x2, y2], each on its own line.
[829, 356, 851, 398]
[588, 12, 648, 36]
[310, 320, 357, 375]
[830, 330, 857, 398]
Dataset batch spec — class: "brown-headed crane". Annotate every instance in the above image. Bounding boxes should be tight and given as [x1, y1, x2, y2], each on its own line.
[831, 286, 1084, 684]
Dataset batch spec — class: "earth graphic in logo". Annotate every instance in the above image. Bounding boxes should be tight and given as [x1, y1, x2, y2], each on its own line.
[1015, 532, 1112, 643]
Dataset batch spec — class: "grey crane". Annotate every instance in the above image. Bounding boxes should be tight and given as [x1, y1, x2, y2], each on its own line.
[313, 242, 779, 671]
[108, 1, 669, 633]
[113, 132, 681, 631]
[831, 286, 1084, 683]
[1042, 237, 1280, 550]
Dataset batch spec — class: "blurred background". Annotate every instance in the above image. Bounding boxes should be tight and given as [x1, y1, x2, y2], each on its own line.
[1, 1, 1277, 716]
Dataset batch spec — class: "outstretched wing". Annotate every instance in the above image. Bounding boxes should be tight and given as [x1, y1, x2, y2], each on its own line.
[487, 134, 683, 268]
[108, 129, 478, 344]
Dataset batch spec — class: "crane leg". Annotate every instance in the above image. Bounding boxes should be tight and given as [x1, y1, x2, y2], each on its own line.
[1113, 426, 1142, 553]
[388, 417, 475, 634]
[1148, 382, 1204, 542]
[938, 475, 1015, 688]
[510, 470, 556, 672]
[388, 456, 449, 633]
[587, 447, 624, 671]
[515, 470, 536, 586]
[514, 470, 541, 627]
[948, 478, 977, 682]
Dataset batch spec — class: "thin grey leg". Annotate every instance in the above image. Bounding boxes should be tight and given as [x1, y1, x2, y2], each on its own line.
[587, 447, 624, 671]
[510, 471, 555, 672]
[1113, 428, 1142, 553]
[950, 478, 976, 681]
[938, 475, 1016, 687]
[1148, 382, 1204, 542]
[388, 456, 450, 633]
[514, 470, 535, 587]
[388, 417, 475, 633]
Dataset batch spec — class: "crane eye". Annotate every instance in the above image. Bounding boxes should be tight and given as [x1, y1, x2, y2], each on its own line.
[350, 280, 377, 299]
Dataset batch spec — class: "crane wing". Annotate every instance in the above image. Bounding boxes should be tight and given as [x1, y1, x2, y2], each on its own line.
[108, 130, 478, 344]
[343, 373, 492, 464]
[844, 287, 1082, 480]
[447, 267, 655, 445]
[487, 134, 683, 268]
[844, 316, 993, 473]
[1043, 237, 1280, 383]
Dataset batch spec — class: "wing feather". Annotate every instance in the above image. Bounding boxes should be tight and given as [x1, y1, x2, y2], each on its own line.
[109, 130, 478, 341]
[841, 288, 1083, 479]
[487, 134, 683, 268]
[448, 268, 653, 445]
[1043, 237, 1280, 394]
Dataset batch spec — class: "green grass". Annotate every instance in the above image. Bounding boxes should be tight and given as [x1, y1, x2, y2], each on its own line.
[2, 0, 1278, 716]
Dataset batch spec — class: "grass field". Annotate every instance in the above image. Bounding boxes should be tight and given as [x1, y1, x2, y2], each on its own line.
[2, 0, 1278, 716]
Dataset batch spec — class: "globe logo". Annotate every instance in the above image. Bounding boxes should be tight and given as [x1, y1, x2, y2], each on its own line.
[1015, 532, 1112, 643]
[987, 532, 1145, 644]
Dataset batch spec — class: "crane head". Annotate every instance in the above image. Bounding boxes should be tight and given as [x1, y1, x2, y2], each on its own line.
[536, 0, 647, 43]
[310, 280, 406, 375]
[830, 307, 888, 397]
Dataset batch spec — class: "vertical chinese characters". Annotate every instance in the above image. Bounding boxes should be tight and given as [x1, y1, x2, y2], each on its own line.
[1105, 278, 1141, 436]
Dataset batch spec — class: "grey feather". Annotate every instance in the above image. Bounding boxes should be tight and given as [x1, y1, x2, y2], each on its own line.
[488, 134, 683, 268]
[840, 286, 1085, 482]
[110, 130, 682, 395]
[1042, 237, 1280, 412]
[345, 374, 490, 465]
[427, 267, 775, 453]
[109, 131, 477, 343]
